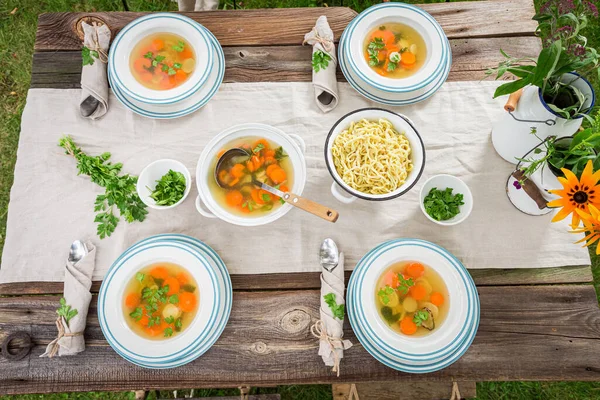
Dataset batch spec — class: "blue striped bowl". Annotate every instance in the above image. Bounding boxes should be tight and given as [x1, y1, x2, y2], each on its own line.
[108, 13, 213, 105]
[347, 239, 479, 373]
[98, 234, 232, 369]
[109, 26, 224, 119]
[341, 3, 449, 93]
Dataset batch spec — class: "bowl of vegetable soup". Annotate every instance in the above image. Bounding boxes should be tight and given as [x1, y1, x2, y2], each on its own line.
[109, 13, 214, 105]
[338, 3, 451, 105]
[98, 235, 232, 368]
[195, 123, 307, 226]
[346, 239, 480, 372]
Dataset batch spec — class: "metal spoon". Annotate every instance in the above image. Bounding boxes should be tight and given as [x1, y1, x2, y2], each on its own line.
[320, 238, 339, 272]
[214, 148, 251, 189]
[68, 240, 89, 263]
[214, 149, 339, 223]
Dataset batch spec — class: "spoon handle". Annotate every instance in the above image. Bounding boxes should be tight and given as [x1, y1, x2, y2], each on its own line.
[283, 193, 339, 223]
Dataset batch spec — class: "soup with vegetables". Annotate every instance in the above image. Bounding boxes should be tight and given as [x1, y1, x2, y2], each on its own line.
[130, 32, 196, 90]
[375, 261, 448, 336]
[208, 137, 293, 216]
[123, 263, 199, 340]
[364, 23, 427, 78]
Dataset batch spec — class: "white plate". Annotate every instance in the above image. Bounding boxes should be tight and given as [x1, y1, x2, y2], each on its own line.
[343, 3, 448, 92]
[98, 237, 230, 365]
[109, 27, 224, 119]
[339, 30, 451, 105]
[347, 239, 479, 368]
[195, 123, 307, 226]
[109, 13, 213, 104]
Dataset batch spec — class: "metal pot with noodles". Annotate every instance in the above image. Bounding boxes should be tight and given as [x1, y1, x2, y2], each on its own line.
[324, 108, 426, 203]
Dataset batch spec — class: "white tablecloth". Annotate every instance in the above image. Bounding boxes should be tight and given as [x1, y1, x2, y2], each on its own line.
[0, 82, 590, 283]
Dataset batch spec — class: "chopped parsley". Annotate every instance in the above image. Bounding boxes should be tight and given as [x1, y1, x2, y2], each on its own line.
[423, 187, 465, 221]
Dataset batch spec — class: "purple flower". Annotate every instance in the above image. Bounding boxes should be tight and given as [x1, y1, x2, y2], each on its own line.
[513, 180, 522, 190]
[557, 25, 574, 34]
[584, 0, 599, 17]
[568, 43, 587, 57]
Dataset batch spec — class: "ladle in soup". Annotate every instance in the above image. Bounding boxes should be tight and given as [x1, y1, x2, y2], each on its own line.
[215, 148, 339, 223]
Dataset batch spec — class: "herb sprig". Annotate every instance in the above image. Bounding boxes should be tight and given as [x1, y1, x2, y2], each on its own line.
[56, 297, 78, 325]
[423, 187, 464, 221]
[413, 310, 429, 327]
[59, 136, 148, 239]
[312, 50, 332, 73]
[367, 37, 385, 67]
[323, 293, 345, 320]
[148, 169, 187, 206]
[82, 46, 99, 66]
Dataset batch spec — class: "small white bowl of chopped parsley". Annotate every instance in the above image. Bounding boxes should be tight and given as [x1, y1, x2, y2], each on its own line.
[419, 174, 473, 226]
[137, 159, 192, 210]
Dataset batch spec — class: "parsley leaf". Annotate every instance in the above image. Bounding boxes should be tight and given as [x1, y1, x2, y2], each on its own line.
[175, 318, 183, 332]
[173, 62, 182, 69]
[172, 41, 185, 52]
[413, 310, 429, 327]
[396, 274, 415, 295]
[323, 293, 345, 320]
[274, 146, 288, 161]
[59, 136, 148, 239]
[148, 169, 187, 206]
[253, 143, 265, 154]
[169, 294, 179, 304]
[56, 297, 78, 325]
[367, 37, 385, 67]
[164, 316, 175, 324]
[82, 46, 99, 66]
[423, 187, 465, 221]
[129, 307, 143, 321]
[377, 286, 395, 305]
[312, 50, 332, 73]
[164, 327, 174, 337]
[136, 272, 145, 283]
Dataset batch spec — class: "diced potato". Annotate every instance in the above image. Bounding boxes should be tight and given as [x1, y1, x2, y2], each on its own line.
[416, 278, 433, 295]
[386, 290, 400, 308]
[162, 303, 181, 320]
[410, 44, 418, 54]
[182, 58, 195, 74]
[403, 296, 418, 312]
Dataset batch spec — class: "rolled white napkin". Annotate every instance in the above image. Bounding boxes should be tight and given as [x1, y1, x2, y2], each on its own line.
[303, 16, 339, 113]
[80, 22, 110, 120]
[41, 242, 96, 358]
[177, 0, 219, 11]
[311, 252, 352, 376]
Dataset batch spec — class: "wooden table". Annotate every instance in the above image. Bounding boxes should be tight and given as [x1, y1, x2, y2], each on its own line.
[2, 1, 600, 398]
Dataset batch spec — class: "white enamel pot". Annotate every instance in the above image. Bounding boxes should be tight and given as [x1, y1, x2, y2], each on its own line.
[325, 108, 426, 203]
[195, 123, 307, 226]
[492, 72, 595, 164]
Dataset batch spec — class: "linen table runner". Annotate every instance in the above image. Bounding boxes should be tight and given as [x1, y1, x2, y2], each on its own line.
[0, 81, 590, 283]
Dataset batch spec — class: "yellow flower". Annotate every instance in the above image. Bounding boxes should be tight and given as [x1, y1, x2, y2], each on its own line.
[547, 160, 600, 228]
[571, 204, 600, 255]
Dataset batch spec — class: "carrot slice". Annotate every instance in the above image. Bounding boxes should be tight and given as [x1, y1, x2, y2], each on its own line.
[226, 190, 244, 207]
[230, 164, 245, 178]
[180, 47, 193, 59]
[409, 284, 427, 301]
[401, 51, 416, 65]
[163, 277, 180, 296]
[180, 292, 197, 312]
[251, 188, 265, 205]
[133, 57, 151, 73]
[405, 262, 425, 278]
[125, 293, 140, 308]
[176, 272, 189, 285]
[400, 316, 417, 335]
[137, 314, 149, 327]
[383, 271, 399, 288]
[270, 168, 287, 184]
[217, 149, 226, 159]
[150, 266, 168, 280]
[430, 292, 445, 306]
[266, 164, 280, 177]
[173, 69, 187, 84]
[279, 184, 290, 192]
[253, 139, 270, 151]
[371, 29, 395, 45]
[150, 38, 164, 51]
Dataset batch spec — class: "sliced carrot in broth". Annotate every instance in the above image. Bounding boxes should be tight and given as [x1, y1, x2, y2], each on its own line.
[371, 29, 395, 45]
[180, 292, 197, 312]
[125, 293, 141, 308]
[150, 266, 168, 280]
[163, 277, 180, 296]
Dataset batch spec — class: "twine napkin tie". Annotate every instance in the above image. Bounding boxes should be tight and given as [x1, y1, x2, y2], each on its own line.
[311, 252, 352, 376]
[303, 16, 339, 113]
[41, 241, 96, 358]
[80, 22, 111, 120]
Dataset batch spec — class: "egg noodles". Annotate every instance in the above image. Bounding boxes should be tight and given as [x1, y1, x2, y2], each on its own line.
[331, 118, 413, 195]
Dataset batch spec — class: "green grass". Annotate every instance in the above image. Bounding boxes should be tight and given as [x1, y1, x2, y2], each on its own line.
[0, 0, 599, 399]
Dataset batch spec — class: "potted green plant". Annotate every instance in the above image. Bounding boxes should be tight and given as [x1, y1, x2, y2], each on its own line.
[489, 0, 599, 164]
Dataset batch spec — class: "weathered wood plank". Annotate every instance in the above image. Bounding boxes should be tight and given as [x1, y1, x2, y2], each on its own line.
[332, 381, 477, 400]
[33, 0, 538, 53]
[0, 264, 592, 296]
[29, 36, 541, 88]
[1, 285, 600, 394]
[34, 8, 357, 51]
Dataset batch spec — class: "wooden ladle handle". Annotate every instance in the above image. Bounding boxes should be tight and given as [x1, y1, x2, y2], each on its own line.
[504, 89, 524, 112]
[283, 193, 339, 223]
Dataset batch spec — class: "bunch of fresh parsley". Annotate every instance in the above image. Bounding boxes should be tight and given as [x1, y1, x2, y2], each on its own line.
[149, 169, 187, 206]
[324, 293, 345, 320]
[312, 50, 332, 73]
[56, 297, 78, 325]
[59, 136, 148, 239]
[423, 187, 464, 221]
